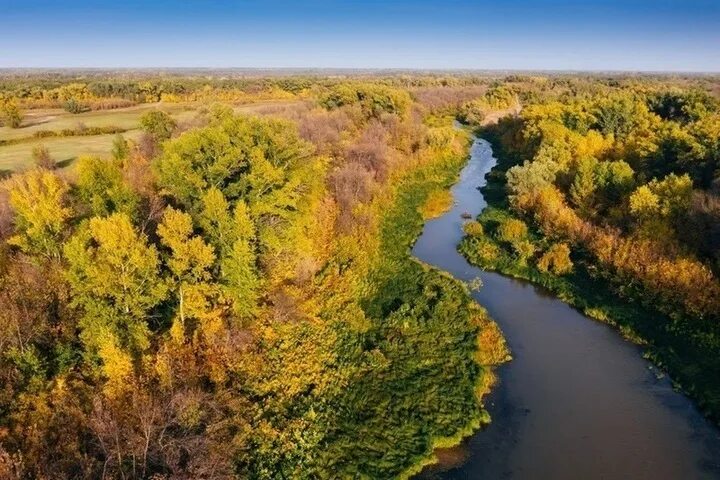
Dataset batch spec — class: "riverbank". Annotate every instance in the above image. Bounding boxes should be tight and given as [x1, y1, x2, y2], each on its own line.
[462, 127, 720, 425]
[414, 133, 720, 479]
[368, 132, 508, 479]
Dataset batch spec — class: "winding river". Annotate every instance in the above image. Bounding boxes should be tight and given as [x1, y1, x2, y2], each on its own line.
[412, 136, 720, 479]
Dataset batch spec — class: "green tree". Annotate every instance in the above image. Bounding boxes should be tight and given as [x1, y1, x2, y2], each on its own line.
[111, 133, 130, 161]
[197, 188, 258, 318]
[569, 157, 598, 217]
[140, 110, 177, 141]
[75, 156, 139, 218]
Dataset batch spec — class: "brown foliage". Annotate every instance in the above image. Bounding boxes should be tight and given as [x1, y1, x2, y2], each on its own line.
[344, 122, 392, 181]
[31, 145, 55, 170]
[328, 163, 374, 232]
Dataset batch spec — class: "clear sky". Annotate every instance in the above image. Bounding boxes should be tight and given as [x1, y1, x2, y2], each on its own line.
[1, 0, 718, 71]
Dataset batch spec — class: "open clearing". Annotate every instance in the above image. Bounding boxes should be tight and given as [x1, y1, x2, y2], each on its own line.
[0, 100, 301, 173]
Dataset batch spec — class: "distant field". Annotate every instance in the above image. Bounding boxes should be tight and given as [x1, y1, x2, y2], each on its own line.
[0, 100, 301, 173]
[0, 130, 145, 173]
[0, 103, 195, 141]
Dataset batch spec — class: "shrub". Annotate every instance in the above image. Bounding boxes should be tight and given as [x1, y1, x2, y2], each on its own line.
[111, 134, 130, 161]
[63, 98, 89, 114]
[463, 220, 484, 237]
[473, 238, 501, 263]
[497, 218, 528, 243]
[537, 243, 574, 275]
[512, 239, 536, 262]
[31, 145, 55, 169]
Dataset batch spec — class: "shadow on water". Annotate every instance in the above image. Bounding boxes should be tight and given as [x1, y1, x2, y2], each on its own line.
[412, 137, 720, 480]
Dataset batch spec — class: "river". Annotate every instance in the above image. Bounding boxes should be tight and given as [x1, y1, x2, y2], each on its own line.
[412, 136, 720, 479]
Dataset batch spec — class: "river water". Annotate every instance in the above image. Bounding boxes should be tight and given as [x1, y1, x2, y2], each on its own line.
[412, 137, 720, 479]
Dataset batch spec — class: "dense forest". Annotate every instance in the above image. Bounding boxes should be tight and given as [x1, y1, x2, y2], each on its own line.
[0, 76, 509, 478]
[1, 72, 720, 478]
[459, 76, 720, 422]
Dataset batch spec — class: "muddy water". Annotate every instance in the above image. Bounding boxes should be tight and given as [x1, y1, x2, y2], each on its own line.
[412, 137, 720, 479]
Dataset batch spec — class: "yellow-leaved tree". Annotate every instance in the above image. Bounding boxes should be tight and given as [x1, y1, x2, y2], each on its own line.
[5, 168, 72, 259]
[64, 213, 167, 395]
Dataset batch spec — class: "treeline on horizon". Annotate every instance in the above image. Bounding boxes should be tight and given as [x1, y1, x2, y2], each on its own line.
[0, 78, 511, 478]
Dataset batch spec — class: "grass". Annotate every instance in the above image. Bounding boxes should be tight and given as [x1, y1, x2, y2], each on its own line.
[0, 103, 193, 141]
[0, 100, 302, 173]
[0, 131, 144, 173]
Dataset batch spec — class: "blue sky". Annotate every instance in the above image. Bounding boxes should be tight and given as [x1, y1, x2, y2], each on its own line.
[1, 0, 718, 71]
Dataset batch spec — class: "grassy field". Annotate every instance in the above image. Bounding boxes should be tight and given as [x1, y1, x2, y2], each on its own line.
[0, 131, 145, 173]
[0, 100, 301, 173]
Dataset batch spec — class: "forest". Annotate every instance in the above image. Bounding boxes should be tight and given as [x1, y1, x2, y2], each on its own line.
[1, 71, 719, 478]
[0, 73, 508, 479]
[459, 75, 720, 422]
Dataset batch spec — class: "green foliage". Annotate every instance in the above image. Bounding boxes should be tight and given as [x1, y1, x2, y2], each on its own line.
[155, 115, 312, 209]
[75, 156, 139, 218]
[63, 213, 167, 369]
[63, 98, 88, 114]
[140, 109, 177, 140]
[320, 83, 412, 118]
[111, 133, 130, 161]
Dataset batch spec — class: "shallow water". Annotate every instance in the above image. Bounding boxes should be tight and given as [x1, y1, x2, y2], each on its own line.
[413, 137, 720, 480]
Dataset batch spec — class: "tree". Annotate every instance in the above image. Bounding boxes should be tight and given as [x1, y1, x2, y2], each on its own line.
[5, 169, 71, 259]
[629, 173, 693, 221]
[629, 185, 660, 219]
[111, 133, 130, 161]
[1, 101, 22, 128]
[140, 110, 177, 141]
[64, 213, 167, 392]
[569, 157, 598, 217]
[157, 207, 220, 342]
[197, 188, 258, 318]
[537, 243, 573, 275]
[75, 156, 139, 219]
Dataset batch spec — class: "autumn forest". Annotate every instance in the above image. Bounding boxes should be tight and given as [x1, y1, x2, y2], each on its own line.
[0, 71, 719, 479]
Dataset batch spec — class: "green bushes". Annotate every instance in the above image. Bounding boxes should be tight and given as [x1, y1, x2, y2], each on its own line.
[63, 98, 89, 114]
[320, 83, 412, 119]
[463, 220, 484, 237]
